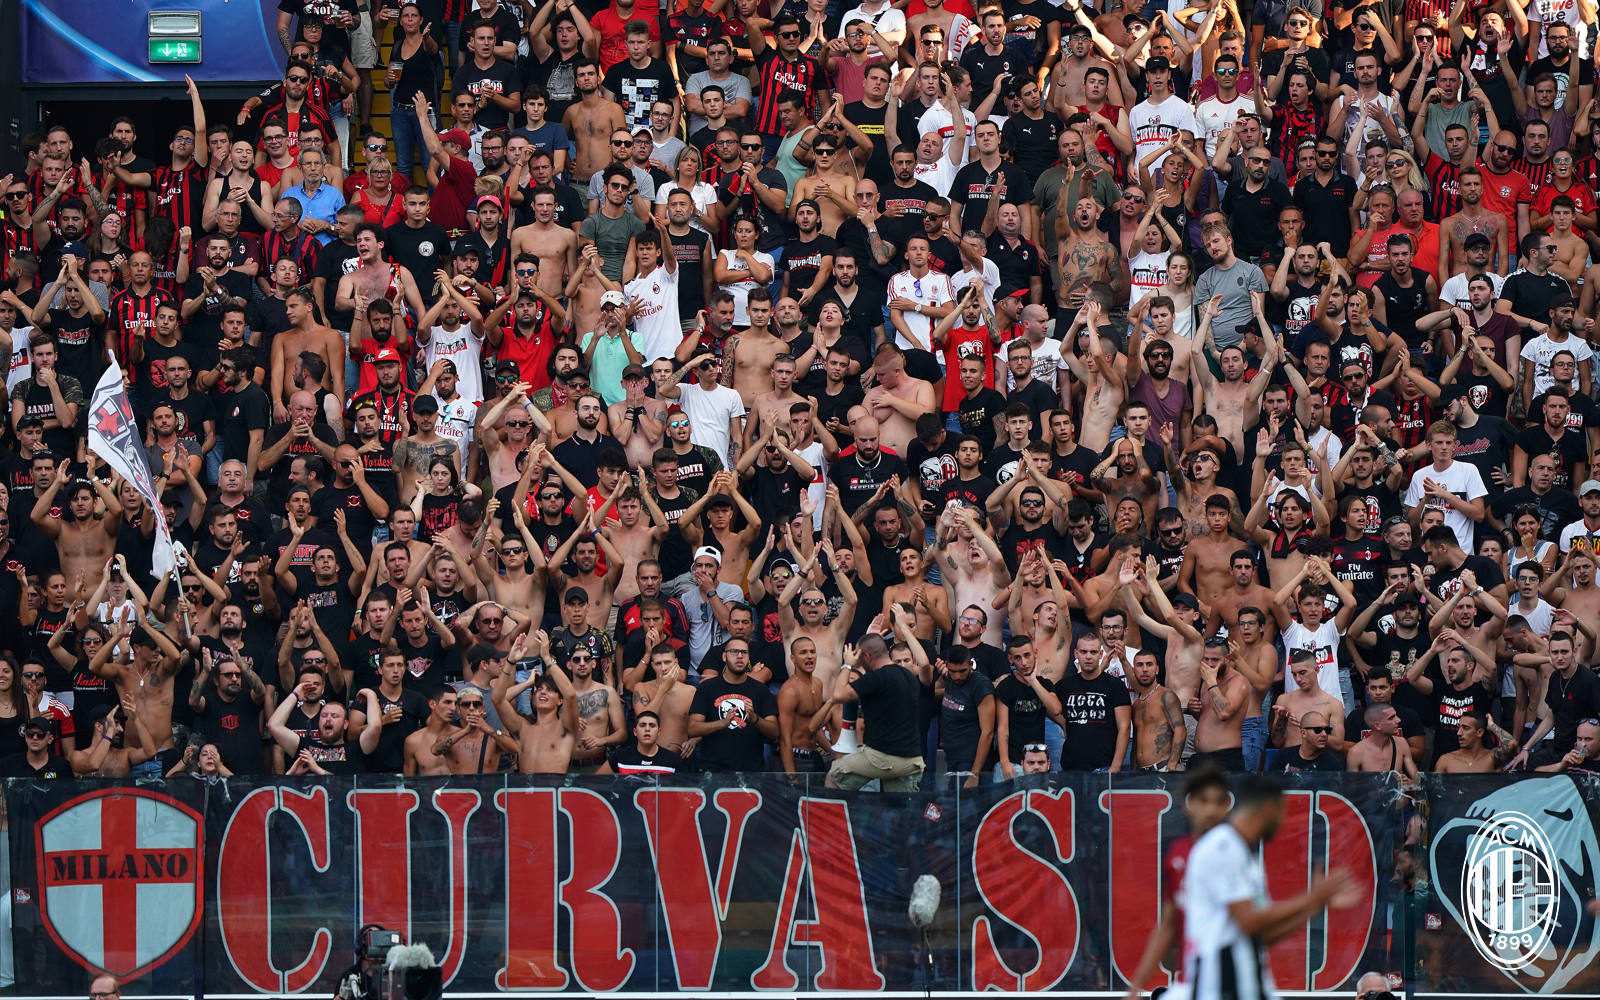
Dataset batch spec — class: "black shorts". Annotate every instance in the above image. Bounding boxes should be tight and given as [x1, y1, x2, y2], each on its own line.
[789, 748, 831, 773]
[1189, 747, 1247, 772]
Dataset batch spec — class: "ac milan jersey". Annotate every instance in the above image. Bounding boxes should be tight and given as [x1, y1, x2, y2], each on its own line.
[108, 287, 177, 382]
[752, 50, 829, 134]
[150, 162, 210, 230]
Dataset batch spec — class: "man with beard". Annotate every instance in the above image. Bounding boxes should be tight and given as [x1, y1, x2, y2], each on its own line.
[1513, 385, 1587, 490]
[346, 344, 414, 447]
[1433, 380, 1518, 504]
[345, 645, 430, 773]
[25, 257, 105, 391]
[270, 678, 382, 774]
[188, 648, 268, 774]
[1054, 195, 1123, 313]
[335, 223, 426, 350]
[877, 147, 939, 246]
[210, 345, 272, 484]
[563, 60, 629, 187]
[312, 443, 390, 558]
[32, 461, 123, 594]
[688, 634, 779, 772]
[181, 232, 256, 359]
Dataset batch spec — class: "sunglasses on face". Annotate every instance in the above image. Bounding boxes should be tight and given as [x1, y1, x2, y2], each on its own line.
[22, 672, 44, 681]
[778, 29, 801, 37]
[1494, 143, 1516, 153]
[611, 139, 635, 147]
[288, 75, 310, 82]
[515, 268, 537, 276]
[1216, 67, 1239, 75]
[669, 419, 690, 428]
[505, 420, 531, 427]
[479, 616, 503, 625]
[539, 491, 564, 500]
[1160, 526, 1185, 536]
[800, 597, 825, 605]
[740, 142, 763, 150]
[1303, 725, 1333, 734]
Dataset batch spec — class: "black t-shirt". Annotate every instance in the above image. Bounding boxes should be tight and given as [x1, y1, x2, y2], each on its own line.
[995, 672, 1058, 764]
[0, 752, 72, 778]
[1221, 179, 1295, 259]
[314, 239, 362, 330]
[689, 674, 776, 772]
[155, 388, 217, 445]
[827, 451, 911, 515]
[384, 221, 452, 305]
[1500, 270, 1571, 330]
[904, 435, 959, 502]
[1427, 554, 1505, 609]
[181, 270, 255, 353]
[1428, 681, 1498, 763]
[49, 310, 106, 390]
[454, 59, 523, 129]
[949, 161, 1033, 235]
[397, 633, 451, 692]
[850, 663, 924, 757]
[1543, 666, 1600, 754]
[610, 744, 686, 773]
[1453, 372, 1511, 420]
[195, 691, 266, 775]
[357, 685, 430, 772]
[1278, 749, 1346, 772]
[217, 382, 272, 465]
[296, 733, 368, 774]
[998, 521, 1068, 575]
[957, 387, 1008, 451]
[1344, 702, 1426, 745]
[601, 57, 677, 131]
[1054, 669, 1131, 770]
[1492, 484, 1582, 541]
[1515, 425, 1587, 491]
[940, 671, 995, 767]
[744, 465, 807, 529]
[1000, 0, 1060, 61]
[279, 0, 360, 54]
[312, 484, 378, 556]
[781, 233, 837, 299]
[1000, 112, 1065, 186]
[261, 421, 340, 511]
[1453, 414, 1519, 497]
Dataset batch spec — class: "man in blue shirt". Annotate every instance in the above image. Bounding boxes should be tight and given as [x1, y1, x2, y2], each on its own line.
[279, 148, 347, 245]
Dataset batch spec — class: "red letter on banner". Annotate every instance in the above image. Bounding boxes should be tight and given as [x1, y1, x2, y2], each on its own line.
[496, 788, 566, 990]
[349, 789, 421, 940]
[1101, 789, 1173, 989]
[1264, 790, 1315, 990]
[216, 787, 332, 994]
[633, 788, 760, 990]
[971, 789, 1079, 991]
[796, 798, 884, 991]
[1314, 793, 1377, 990]
[559, 789, 636, 992]
[750, 830, 809, 990]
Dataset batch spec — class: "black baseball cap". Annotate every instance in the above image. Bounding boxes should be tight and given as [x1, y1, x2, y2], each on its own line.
[411, 394, 439, 414]
[564, 586, 590, 604]
[1462, 232, 1491, 250]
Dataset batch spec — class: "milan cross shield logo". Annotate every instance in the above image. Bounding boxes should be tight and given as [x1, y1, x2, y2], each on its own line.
[34, 788, 204, 980]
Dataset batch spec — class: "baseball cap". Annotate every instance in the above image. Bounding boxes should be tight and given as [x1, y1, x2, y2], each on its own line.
[600, 289, 626, 309]
[633, 124, 653, 137]
[1144, 55, 1172, 73]
[1067, 21, 1092, 36]
[474, 194, 502, 210]
[1462, 232, 1492, 249]
[1123, 12, 1150, 28]
[1437, 384, 1470, 407]
[495, 358, 521, 375]
[374, 347, 402, 364]
[564, 586, 590, 604]
[55, 240, 89, 261]
[437, 128, 471, 148]
[622, 364, 647, 379]
[693, 545, 723, 564]
[995, 283, 1028, 300]
[411, 393, 439, 414]
[20, 717, 51, 735]
[130, 630, 161, 648]
[15, 415, 43, 430]
[1581, 480, 1600, 496]
[1393, 592, 1422, 608]
[1549, 293, 1578, 311]
[466, 642, 504, 667]
[704, 494, 733, 509]
[1171, 592, 1200, 610]
[453, 244, 480, 259]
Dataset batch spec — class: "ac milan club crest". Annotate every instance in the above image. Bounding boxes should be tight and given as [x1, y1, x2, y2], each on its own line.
[34, 788, 204, 980]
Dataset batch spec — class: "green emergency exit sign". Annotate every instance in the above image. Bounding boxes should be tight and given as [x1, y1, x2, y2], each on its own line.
[150, 39, 201, 63]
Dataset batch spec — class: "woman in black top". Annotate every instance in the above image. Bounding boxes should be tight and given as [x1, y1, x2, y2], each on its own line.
[416, 457, 483, 541]
[387, 4, 442, 183]
[0, 660, 26, 760]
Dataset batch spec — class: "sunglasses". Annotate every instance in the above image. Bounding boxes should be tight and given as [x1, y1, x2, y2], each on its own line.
[800, 597, 825, 605]
[515, 268, 537, 276]
[1160, 526, 1185, 536]
[1019, 499, 1046, 508]
[496, 373, 519, 381]
[740, 142, 763, 150]
[1386, 159, 1406, 168]
[669, 419, 690, 427]
[1303, 725, 1333, 734]
[479, 616, 503, 625]
[366, 144, 387, 152]
[505, 420, 531, 427]
[22, 672, 45, 680]
[1247, 156, 1270, 164]
[1216, 67, 1239, 75]
[1023, 742, 1048, 753]
[778, 29, 801, 37]
[611, 139, 635, 147]
[539, 491, 564, 500]
[567, 381, 590, 390]
[958, 615, 983, 625]
[501, 547, 526, 555]
[287, 75, 310, 82]
[1493, 143, 1517, 153]
[569, 654, 593, 663]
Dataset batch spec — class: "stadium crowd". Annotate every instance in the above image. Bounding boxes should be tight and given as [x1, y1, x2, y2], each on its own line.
[0, 0, 1597, 788]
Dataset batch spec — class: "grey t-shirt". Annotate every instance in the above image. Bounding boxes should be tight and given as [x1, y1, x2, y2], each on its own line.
[1194, 258, 1269, 348]
[578, 209, 647, 282]
[685, 70, 754, 134]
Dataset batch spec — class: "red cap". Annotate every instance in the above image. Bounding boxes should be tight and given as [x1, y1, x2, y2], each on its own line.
[437, 128, 472, 149]
[374, 347, 402, 364]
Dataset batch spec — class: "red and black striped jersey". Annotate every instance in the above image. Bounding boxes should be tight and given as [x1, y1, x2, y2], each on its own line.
[261, 228, 321, 285]
[130, 234, 186, 298]
[2, 223, 35, 272]
[1269, 101, 1324, 167]
[254, 98, 336, 158]
[751, 50, 828, 134]
[1422, 151, 1471, 221]
[1515, 157, 1556, 203]
[149, 162, 210, 231]
[28, 171, 89, 233]
[89, 165, 150, 230]
[107, 286, 177, 381]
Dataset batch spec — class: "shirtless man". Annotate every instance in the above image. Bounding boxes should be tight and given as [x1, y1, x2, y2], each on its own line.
[335, 223, 427, 332]
[789, 129, 858, 236]
[404, 685, 461, 775]
[1188, 638, 1252, 771]
[1058, 321, 1123, 452]
[628, 646, 697, 758]
[475, 511, 546, 622]
[610, 367, 669, 469]
[563, 61, 627, 185]
[494, 633, 584, 773]
[777, 541, 858, 687]
[933, 505, 1014, 647]
[1437, 168, 1510, 284]
[1435, 710, 1520, 772]
[510, 187, 579, 297]
[723, 294, 787, 406]
[1172, 445, 1242, 538]
[478, 385, 540, 489]
[32, 461, 122, 598]
[881, 547, 953, 639]
[777, 634, 835, 774]
[1548, 548, 1600, 623]
[70, 695, 158, 777]
[1127, 648, 1186, 770]
[270, 288, 346, 419]
[1179, 500, 1246, 608]
[1546, 196, 1590, 284]
[1124, 556, 1204, 708]
[1343, 701, 1419, 777]
[1002, 549, 1069, 641]
[744, 358, 807, 450]
[1050, 13, 1118, 109]
[1054, 198, 1124, 310]
[546, 512, 626, 629]
[1208, 549, 1281, 640]
[602, 484, 668, 604]
[1195, 294, 1280, 456]
[864, 344, 938, 457]
[678, 472, 762, 588]
[561, 642, 627, 770]
[1270, 651, 1347, 751]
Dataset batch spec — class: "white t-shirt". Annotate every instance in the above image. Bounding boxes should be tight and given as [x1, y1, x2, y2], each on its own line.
[5, 326, 32, 395]
[1520, 332, 1594, 397]
[1007, 337, 1066, 391]
[1307, 425, 1344, 471]
[913, 156, 956, 196]
[422, 322, 486, 404]
[1282, 618, 1343, 698]
[1560, 517, 1600, 554]
[676, 381, 745, 467]
[1194, 94, 1251, 158]
[1128, 250, 1170, 305]
[956, 258, 1001, 313]
[797, 439, 827, 529]
[717, 248, 774, 326]
[886, 268, 954, 354]
[654, 181, 719, 235]
[1336, 91, 1405, 146]
[1180, 824, 1277, 1000]
[1129, 97, 1198, 171]
[433, 394, 478, 466]
[839, 2, 907, 59]
[1533, 0, 1591, 60]
[918, 103, 979, 163]
[1439, 271, 1503, 309]
[1509, 596, 1557, 636]
[625, 264, 681, 362]
[1403, 460, 1488, 552]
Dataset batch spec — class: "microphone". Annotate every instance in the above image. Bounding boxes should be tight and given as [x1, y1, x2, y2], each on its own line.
[385, 943, 443, 1000]
[909, 873, 941, 929]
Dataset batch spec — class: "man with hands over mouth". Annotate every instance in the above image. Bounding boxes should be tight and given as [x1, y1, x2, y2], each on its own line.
[269, 678, 383, 774]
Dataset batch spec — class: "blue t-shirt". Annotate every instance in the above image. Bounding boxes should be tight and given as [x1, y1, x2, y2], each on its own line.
[512, 121, 569, 159]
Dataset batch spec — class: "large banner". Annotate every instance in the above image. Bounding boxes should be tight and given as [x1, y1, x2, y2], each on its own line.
[20, 0, 285, 85]
[3, 773, 1430, 995]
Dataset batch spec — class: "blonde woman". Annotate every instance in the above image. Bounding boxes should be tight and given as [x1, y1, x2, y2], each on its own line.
[654, 146, 718, 233]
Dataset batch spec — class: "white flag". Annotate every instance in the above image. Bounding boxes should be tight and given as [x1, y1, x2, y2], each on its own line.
[86, 363, 176, 581]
